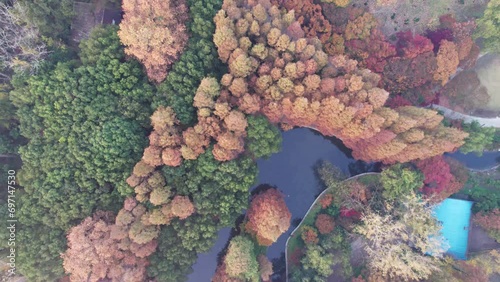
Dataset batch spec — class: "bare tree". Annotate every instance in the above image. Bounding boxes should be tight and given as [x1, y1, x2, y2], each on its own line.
[0, 1, 48, 81]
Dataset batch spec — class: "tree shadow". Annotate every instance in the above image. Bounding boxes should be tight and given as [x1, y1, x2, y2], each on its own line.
[271, 252, 286, 282]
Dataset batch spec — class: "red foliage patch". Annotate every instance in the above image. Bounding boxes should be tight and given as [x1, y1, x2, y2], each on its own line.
[289, 247, 304, 266]
[340, 207, 361, 219]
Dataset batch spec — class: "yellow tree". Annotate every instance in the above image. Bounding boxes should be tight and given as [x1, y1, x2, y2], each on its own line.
[433, 40, 459, 85]
[356, 193, 447, 281]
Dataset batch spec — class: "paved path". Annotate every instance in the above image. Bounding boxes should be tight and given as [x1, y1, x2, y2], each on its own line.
[285, 172, 380, 282]
[431, 104, 500, 128]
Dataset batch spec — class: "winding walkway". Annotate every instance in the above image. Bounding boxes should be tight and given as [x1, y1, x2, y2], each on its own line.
[431, 104, 500, 128]
[284, 172, 380, 282]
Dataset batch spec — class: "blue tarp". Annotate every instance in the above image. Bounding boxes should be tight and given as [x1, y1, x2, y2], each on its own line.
[433, 198, 473, 260]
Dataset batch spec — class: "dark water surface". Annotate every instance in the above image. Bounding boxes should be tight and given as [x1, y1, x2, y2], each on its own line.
[188, 129, 500, 281]
[188, 128, 376, 281]
[446, 150, 500, 170]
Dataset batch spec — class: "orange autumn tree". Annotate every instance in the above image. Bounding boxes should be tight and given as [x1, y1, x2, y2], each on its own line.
[315, 214, 335, 234]
[246, 188, 291, 246]
[129, 0, 468, 193]
[118, 0, 189, 83]
[434, 40, 459, 85]
[210, 0, 467, 164]
[62, 207, 158, 282]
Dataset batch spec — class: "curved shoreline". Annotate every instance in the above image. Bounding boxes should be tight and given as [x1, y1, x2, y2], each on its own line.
[284, 172, 380, 282]
[467, 164, 500, 173]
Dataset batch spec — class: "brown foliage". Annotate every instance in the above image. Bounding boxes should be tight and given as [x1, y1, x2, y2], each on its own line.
[315, 214, 335, 235]
[62, 210, 157, 282]
[473, 209, 500, 234]
[142, 146, 163, 167]
[246, 188, 291, 246]
[126, 0, 469, 183]
[345, 13, 377, 41]
[281, 0, 334, 49]
[162, 147, 182, 167]
[150, 106, 178, 133]
[132, 160, 155, 178]
[301, 226, 319, 244]
[434, 40, 459, 85]
[382, 52, 437, 93]
[258, 255, 273, 281]
[453, 261, 489, 282]
[170, 195, 195, 219]
[289, 247, 304, 266]
[319, 193, 334, 209]
[118, 0, 189, 83]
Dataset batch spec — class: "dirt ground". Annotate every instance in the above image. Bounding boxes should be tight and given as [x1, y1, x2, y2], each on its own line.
[468, 223, 500, 254]
[476, 54, 500, 112]
[348, 0, 489, 37]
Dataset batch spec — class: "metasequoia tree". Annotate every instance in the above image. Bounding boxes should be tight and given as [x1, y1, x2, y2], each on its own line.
[118, 0, 189, 83]
[121, 0, 468, 174]
[356, 193, 447, 281]
[143, 78, 249, 165]
[62, 209, 158, 282]
[246, 188, 291, 246]
[126, 160, 196, 224]
[210, 0, 467, 164]
[276, 0, 334, 49]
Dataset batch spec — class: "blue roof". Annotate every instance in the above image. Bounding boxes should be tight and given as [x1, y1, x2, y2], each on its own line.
[433, 198, 473, 260]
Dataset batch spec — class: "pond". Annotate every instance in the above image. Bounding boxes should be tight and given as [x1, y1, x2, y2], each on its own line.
[188, 128, 500, 282]
[188, 128, 378, 282]
[446, 150, 500, 171]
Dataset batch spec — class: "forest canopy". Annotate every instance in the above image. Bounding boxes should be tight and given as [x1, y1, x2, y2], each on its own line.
[3, 0, 499, 281]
